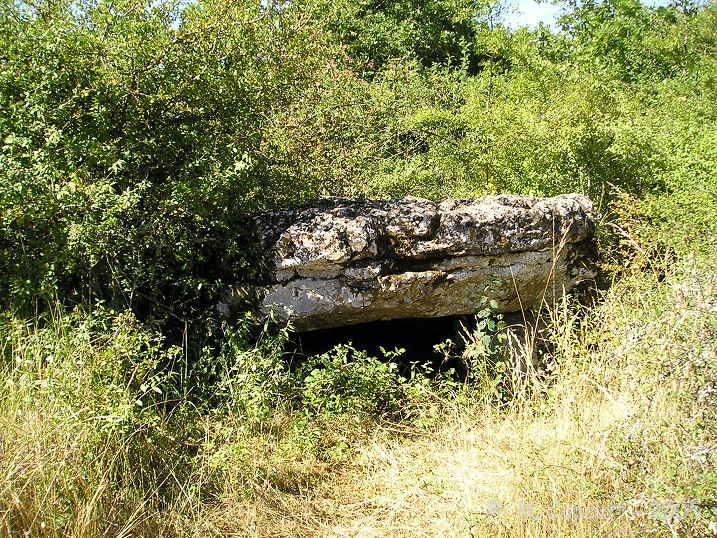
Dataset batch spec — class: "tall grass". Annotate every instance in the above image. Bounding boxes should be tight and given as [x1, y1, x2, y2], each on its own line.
[0, 307, 187, 537]
[209, 256, 714, 537]
[2, 247, 714, 536]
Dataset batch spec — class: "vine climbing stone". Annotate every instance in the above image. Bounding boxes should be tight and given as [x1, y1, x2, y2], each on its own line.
[227, 194, 597, 331]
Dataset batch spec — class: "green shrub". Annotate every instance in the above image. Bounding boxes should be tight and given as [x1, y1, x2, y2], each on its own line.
[191, 314, 293, 422]
[297, 344, 407, 418]
[0, 0, 338, 322]
[0, 305, 176, 432]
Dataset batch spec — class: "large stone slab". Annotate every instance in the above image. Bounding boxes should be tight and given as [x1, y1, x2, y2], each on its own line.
[228, 194, 597, 331]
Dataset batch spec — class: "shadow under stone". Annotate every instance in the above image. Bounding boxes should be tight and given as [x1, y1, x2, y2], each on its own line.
[287, 316, 471, 378]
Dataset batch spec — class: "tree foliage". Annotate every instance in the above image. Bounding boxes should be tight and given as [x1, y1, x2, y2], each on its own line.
[0, 0, 715, 339]
[0, 0, 336, 322]
[321, 0, 485, 75]
[558, 0, 701, 81]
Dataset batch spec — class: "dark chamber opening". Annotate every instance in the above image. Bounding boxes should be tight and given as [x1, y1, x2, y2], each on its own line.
[287, 316, 471, 378]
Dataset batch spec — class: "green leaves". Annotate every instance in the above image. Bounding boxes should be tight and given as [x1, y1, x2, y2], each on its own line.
[297, 344, 405, 418]
[558, 0, 696, 82]
[1, 0, 716, 350]
[0, 0, 337, 319]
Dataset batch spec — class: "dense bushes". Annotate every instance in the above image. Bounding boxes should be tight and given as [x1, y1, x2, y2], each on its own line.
[0, 0, 715, 409]
[321, 0, 490, 76]
[0, 0, 337, 321]
[2, 0, 716, 328]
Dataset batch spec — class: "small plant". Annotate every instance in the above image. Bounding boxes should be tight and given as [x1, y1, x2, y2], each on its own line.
[298, 343, 407, 419]
[455, 295, 524, 402]
[430, 290, 545, 404]
[191, 313, 293, 422]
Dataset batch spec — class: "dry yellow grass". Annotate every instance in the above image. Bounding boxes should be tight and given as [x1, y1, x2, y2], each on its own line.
[178, 258, 714, 537]
[2, 258, 715, 537]
[170, 397, 694, 537]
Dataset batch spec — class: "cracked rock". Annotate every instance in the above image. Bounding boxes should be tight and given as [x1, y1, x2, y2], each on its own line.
[227, 194, 597, 331]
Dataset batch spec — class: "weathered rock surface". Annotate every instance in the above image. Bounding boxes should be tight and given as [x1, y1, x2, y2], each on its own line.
[228, 194, 597, 331]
